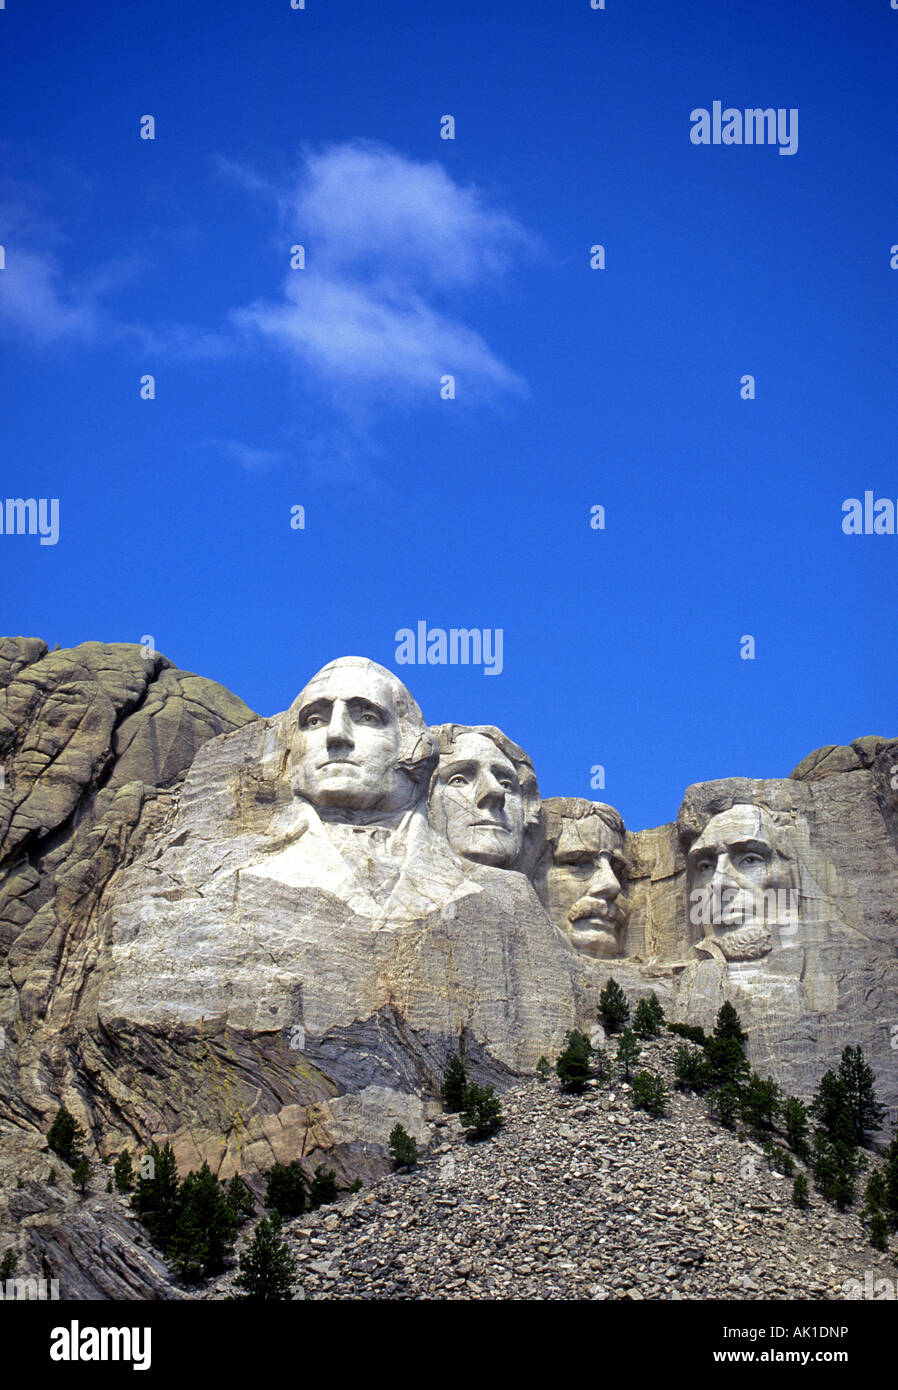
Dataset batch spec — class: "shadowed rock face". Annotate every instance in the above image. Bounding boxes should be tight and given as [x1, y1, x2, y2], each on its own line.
[2, 640, 897, 1232]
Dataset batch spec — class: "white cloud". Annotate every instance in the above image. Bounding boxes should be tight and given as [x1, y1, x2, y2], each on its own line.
[231, 141, 537, 397]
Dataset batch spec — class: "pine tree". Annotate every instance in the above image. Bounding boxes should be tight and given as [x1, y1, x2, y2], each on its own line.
[674, 1043, 710, 1094]
[233, 1213, 298, 1301]
[131, 1142, 181, 1251]
[113, 1150, 135, 1193]
[646, 992, 666, 1030]
[265, 1161, 307, 1219]
[0, 1248, 19, 1282]
[667, 1021, 708, 1046]
[740, 1074, 782, 1131]
[225, 1174, 256, 1222]
[388, 1124, 418, 1169]
[47, 1167, 57, 1187]
[714, 1001, 748, 1045]
[812, 1122, 859, 1211]
[47, 1107, 85, 1167]
[535, 1056, 552, 1082]
[709, 1083, 741, 1129]
[441, 1054, 468, 1112]
[167, 1163, 238, 1282]
[555, 1030, 594, 1093]
[630, 1071, 667, 1117]
[810, 1069, 848, 1142]
[704, 1035, 750, 1090]
[868, 1209, 890, 1252]
[598, 977, 630, 1033]
[837, 1045, 885, 1144]
[792, 1173, 809, 1210]
[784, 1096, 810, 1159]
[616, 1028, 641, 1081]
[72, 1157, 91, 1194]
[460, 1083, 504, 1140]
[309, 1165, 338, 1209]
[633, 997, 661, 1038]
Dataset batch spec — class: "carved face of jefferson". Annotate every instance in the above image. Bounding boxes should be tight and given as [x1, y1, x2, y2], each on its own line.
[428, 732, 526, 867]
[290, 658, 431, 814]
[687, 804, 797, 959]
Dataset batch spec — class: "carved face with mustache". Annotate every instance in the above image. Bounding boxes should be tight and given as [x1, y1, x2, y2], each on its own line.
[544, 808, 629, 959]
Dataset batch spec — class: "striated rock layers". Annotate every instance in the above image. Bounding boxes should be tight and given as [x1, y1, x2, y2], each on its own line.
[1, 639, 896, 1207]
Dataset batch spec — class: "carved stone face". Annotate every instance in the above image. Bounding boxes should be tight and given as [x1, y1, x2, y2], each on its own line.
[290, 662, 415, 813]
[428, 732, 525, 867]
[547, 815, 628, 959]
[687, 804, 796, 959]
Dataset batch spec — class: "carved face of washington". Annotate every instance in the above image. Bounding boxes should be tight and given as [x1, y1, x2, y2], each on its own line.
[428, 731, 526, 867]
[289, 658, 434, 814]
[541, 800, 629, 958]
[687, 803, 797, 960]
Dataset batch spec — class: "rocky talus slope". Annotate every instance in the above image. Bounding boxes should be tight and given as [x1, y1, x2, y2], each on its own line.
[201, 1036, 897, 1302]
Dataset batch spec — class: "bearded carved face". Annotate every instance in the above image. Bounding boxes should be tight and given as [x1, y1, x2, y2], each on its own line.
[687, 804, 798, 961]
[428, 732, 526, 868]
[545, 814, 629, 959]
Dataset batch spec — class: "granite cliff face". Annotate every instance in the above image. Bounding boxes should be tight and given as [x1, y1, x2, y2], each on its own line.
[1, 640, 896, 1217]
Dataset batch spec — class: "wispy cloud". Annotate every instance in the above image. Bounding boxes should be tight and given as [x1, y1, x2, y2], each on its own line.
[229, 141, 537, 399]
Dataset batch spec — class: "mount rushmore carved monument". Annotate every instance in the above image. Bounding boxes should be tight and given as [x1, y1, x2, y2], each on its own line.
[1, 638, 897, 1187]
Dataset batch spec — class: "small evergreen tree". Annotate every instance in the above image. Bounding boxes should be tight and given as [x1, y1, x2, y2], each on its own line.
[441, 1054, 468, 1112]
[47, 1107, 85, 1167]
[167, 1162, 238, 1282]
[810, 1069, 849, 1142]
[792, 1173, 809, 1210]
[667, 1021, 707, 1046]
[131, 1142, 181, 1251]
[812, 1122, 859, 1211]
[740, 1074, 782, 1132]
[225, 1174, 256, 1222]
[309, 1165, 338, 1209]
[714, 1001, 748, 1045]
[616, 1028, 640, 1081]
[646, 992, 666, 1030]
[837, 1045, 885, 1144]
[47, 1167, 57, 1187]
[762, 1142, 794, 1177]
[784, 1096, 810, 1159]
[630, 1070, 667, 1117]
[388, 1123, 418, 1169]
[598, 977, 630, 1033]
[868, 1209, 890, 1252]
[72, 1157, 91, 1194]
[709, 1083, 741, 1130]
[535, 1056, 552, 1082]
[264, 1161, 307, 1219]
[460, 1083, 504, 1140]
[0, 1248, 19, 1282]
[233, 1213, 298, 1301]
[633, 997, 660, 1038]
[704, 1035, 750, 1090]
[555, 1030, 594, 1093]
[106, 1177, 113, 1193]
[113, 1150, 135, 1193]
[674, 1043, 710, 1094]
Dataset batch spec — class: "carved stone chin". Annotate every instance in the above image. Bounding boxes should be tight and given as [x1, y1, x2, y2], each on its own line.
[713, 922, 773, 961]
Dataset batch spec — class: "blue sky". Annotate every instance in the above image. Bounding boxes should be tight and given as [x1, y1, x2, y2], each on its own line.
[1, 0, 896, 832]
